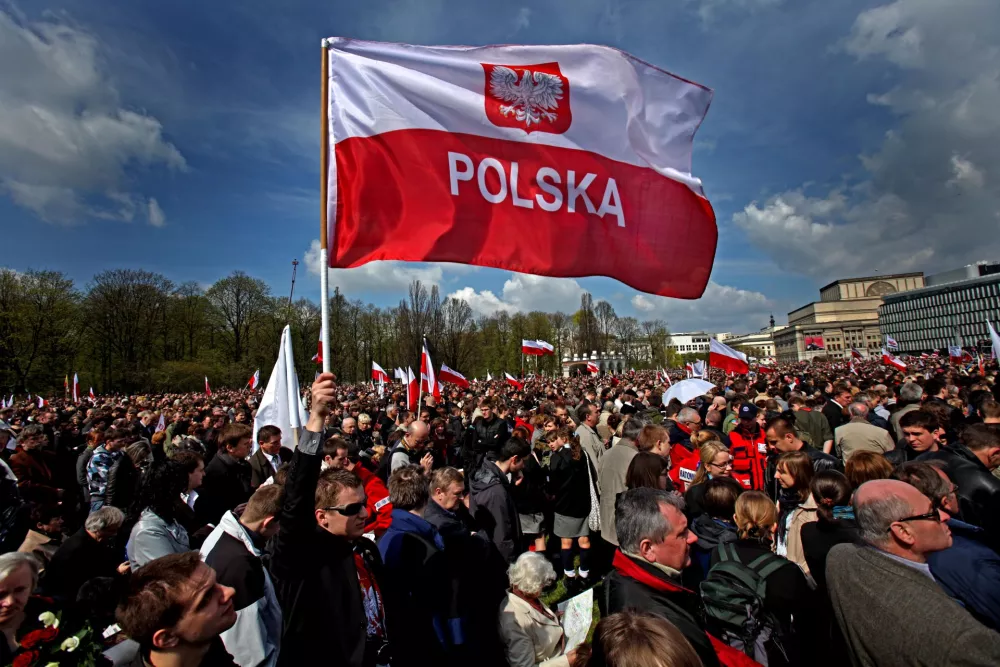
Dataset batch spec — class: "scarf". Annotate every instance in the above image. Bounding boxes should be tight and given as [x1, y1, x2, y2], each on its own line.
[832, 505, 855, 520]
[776, 488, 804, 544]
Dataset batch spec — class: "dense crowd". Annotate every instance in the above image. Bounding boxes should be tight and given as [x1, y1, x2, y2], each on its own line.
[0, 356, 999, 666]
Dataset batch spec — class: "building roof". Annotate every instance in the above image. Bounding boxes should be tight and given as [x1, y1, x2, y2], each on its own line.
[817, 272, 924, 293]
[881, 271, 1000, 303]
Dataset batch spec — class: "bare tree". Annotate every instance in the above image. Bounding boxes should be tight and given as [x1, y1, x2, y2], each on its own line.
[206, 271, 270, 363]
[615, 316, 641, 364]
[594, 300, 617, 352]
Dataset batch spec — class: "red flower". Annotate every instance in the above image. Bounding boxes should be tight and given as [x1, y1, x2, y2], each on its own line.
[12, 649, 39, 667]
[20, 625, 58, 649]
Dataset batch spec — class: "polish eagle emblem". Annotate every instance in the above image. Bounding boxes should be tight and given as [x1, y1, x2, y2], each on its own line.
[482, 63, 571, 134]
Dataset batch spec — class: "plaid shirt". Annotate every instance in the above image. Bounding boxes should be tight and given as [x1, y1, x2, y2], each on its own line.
[87, 445, 123, 509]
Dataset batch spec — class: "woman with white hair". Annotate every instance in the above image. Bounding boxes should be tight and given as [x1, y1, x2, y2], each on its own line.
[0, 552, 40, 662]
[498, 552, 577, 667]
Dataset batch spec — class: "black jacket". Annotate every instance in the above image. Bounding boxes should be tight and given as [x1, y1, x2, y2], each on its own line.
[926, 444, 1000, 539]
[885, 444, 932, 467]
[602, 552, 720, 667]
[41, 527, 122, 603]
[822, 401, 849, 433]
[270, 430, 391, 667]
[800, 518, 860, 592]
[196, 452, 252, 525]
[106, 456, 142, 511]
[469, 460, 522, 563]
[467, 416, 509, 455]
[509, 451, 546, 516]
[547, 448, 592, 518]
[248, 448, 291, 490]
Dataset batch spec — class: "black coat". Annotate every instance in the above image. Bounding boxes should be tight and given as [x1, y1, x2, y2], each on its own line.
[248, 448, 291, 490]
[41, 527, 122, 603]
[926, 444, 1000, 540]
[800, 518, 860, 592]
[105, 456, 142, 511]
[467, 416, 509, 455]
[196, 452, 252, 525]
[602, 553, 720, 667]
[469, 460, 522, 563]
[822, 401, 849, 433]
[270, 431, 391, 667]
[547, 448, 591, 518]
[509, 451, 546, 516]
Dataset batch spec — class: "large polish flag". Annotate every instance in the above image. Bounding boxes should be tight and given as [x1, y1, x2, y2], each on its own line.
[324, 39, 716, 298]
[709, 338, 749, 375]
[439, 364, 470, 389]
[372, 362, 390, 383]
[882, 348, 907, 372]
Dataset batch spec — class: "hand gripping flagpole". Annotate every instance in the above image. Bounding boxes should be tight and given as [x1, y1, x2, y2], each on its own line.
[319, 40, 332, 379]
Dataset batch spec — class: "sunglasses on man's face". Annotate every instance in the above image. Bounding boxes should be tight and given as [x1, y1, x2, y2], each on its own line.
[322, 500, 367, 516]
[889, 509, 943, 530]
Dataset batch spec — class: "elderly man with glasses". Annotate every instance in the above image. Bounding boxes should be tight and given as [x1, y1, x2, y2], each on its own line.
[826, 479, 1000, 666]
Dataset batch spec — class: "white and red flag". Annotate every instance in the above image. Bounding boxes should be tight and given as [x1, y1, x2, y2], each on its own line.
[406, 367, 419, 411]
[36, 396, 47, 408]
[205, 376, 212, 396]
[311, 333, 323, 364]
[155, 413, 166, 433]
[247, 369, 261, 390]
[882, 348, 907, 372]
[419, 340, 440, 400]
[662, 369, 672, 388]
[72, 373, 79, 403]
[439, 364, 470, 389]
[586, 361, 599, 374]
[505, 372, 524, 390]
[88, 387, 95, 401]
[372, 362, 390, 383]
[709, 338, 749, 375]
[851, 347, 864, 360]
[885, 335, 899, 351]
[521, 339, 554, 356]
[323, 39, 716, 298]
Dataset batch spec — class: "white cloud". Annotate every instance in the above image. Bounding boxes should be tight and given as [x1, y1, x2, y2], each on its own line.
[0, 10, 184, 223]
[688, 0, 783, 23]
[449, 273, 586, 316]
[303, 239, 446, 294]
[630, 281, 775, 334]
[736, 0, 1000, 277]
[513, 7, 532, 32]
[147, 197, 165, 227]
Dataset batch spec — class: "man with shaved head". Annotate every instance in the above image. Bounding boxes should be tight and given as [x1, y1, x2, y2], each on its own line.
[827, 479, 1000, 665]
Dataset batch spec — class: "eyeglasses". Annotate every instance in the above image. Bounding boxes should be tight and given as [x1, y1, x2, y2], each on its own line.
[321, 500, 368, 516]
[708, 460, 733, 469]
[889, 509, 943, 530]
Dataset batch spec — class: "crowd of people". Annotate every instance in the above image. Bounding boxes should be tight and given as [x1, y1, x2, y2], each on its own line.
[0, 355, 999, 666]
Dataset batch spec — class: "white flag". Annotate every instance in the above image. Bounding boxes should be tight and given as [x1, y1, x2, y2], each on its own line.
[253, 325, 309, 453]
[988, 320, 1000, 361]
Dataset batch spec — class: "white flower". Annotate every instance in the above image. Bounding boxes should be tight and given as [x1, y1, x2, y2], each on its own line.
[44, 663, 60, 667]
[60, 636, 80, 652]
[37, 611, 59, 629]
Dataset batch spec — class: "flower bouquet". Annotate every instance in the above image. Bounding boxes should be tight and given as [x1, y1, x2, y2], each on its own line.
[9, 608, 110, 667]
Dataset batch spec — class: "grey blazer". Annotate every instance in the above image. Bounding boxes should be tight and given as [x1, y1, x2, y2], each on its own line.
[827, 542, 1000, 666]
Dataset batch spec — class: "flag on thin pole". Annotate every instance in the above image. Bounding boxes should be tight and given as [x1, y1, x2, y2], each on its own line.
[372, 362, 390, 383]
[311, 332, 323, 364]
[406, 367, 419, 411]
[486, 371, 493, 382]
[505, 372, 524, 390]
[320, 38, 717, 299]
[88, 387, 95, 402]
[988, 320, 1000, 362]
[420, 339, 439, 400]
[948, 346, 963, 363]
[247, 369, 261, 390]
[36, 396, 47, 408]
[662, 369, 671, 388]
[205, 376, 212, 396]
[394, 367, 406, 382]
[253, 325, 310, 453]
[439, 364, 470, 389]
[882, 348, 907, 372]
[586, 361, 599, 375]
[885, 335, 899, 351]
[72, 373, 79, 404]
[708, 339, 748, 375]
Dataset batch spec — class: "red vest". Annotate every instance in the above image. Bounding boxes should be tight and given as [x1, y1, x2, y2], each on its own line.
[728, 427, 768, 491]
[669, 443, 702, 493]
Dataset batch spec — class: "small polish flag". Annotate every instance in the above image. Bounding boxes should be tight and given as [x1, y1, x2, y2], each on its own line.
[36, 396, 47, 408]
[205, 376, 212, 396]
[919, 352, 929, 359]
[709, 338, 748, 375]
[586, 361, 599, 374]
[72, 373, 79, 403]
[662, 369, 672, 388]
[89, 387, 95, 401]
[885, 335, 899, 351]
[420, 339, 439, 399]
[486, 371, 493, 382]
[155, 413, 166, 433]
[406, 367, 419, 411]
[312, 334, 323, 364]
[684, 362, 694, 378]
[372, 362, 390, 383]
[439, 364, 470, 389]
[505, 372, 524, 390]
[247, 369, 261, 390]
[394, 367, 406, 382]
[851, 347, 864, 359]
[882, 348, 907, 372]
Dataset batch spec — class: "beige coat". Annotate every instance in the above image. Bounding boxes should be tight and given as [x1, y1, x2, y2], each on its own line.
[596, 440, 638, 545]
[780, 494, 819, 581]
[17, 529, 59, 571]
[835, 419, 895, 461]
[498, 592, 571, 667]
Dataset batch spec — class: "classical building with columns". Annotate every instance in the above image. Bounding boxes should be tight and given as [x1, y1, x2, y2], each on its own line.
[774, 273, 925, 362]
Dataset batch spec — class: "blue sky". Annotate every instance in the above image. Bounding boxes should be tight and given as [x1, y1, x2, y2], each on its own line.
[2, 0, 998, 334]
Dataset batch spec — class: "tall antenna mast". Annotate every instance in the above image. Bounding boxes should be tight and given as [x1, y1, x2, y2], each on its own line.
[288, 259, 299, 308]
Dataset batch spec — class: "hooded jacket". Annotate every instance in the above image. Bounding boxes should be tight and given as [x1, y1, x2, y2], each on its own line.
[469, 460, 522, 563]
[687, 515, 738, 586]
[201, 511, 282, 667]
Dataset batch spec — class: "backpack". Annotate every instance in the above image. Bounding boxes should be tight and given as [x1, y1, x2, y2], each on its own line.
[699, 542, 788, 659]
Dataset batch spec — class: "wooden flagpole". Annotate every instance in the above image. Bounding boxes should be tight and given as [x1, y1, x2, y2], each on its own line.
[319, 41, 332, 377]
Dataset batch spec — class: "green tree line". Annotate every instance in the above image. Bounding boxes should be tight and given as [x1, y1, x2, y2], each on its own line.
[0, 268, 672, 394]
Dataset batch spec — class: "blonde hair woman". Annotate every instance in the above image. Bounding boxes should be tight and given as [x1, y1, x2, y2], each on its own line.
[684, 442, 733, 518]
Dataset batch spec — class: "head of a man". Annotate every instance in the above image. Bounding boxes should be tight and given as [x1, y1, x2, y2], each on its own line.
[405, 420, 430, 451]
[899, 410, 940, 453]
[116, 552, 237, 656]
[847, 402, 869, 420]
[314, 469, 368, 539]
[616, 488, 696, 571]
[388, 465, 429, 515]
[341, 417, 357, 435]
[764, 417, 801, 454]
[892, 461, 961, 518]
[430, 467, 465, 511]
[854, 479, 951, 562]
[961, 423, 1000, 470]
[219, 424, 252, 460]
[479, 399, 493, 421]
[636, 424, 671, 459]
[17, 424, 47, 451]
[899, 382, 924, 404]
[831, 383, 852, 407]
[240, 484, 284, 540]
[675, 407, 702, 433]
[85, 505, 125, 543]
[358, 414, 372, 431]
[583, 404, 600, 427]
[172, 450, 205, 493]
[498, 437, 531, 474]
[256, 425, 282, 456]
[322, 437, 351, 471]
